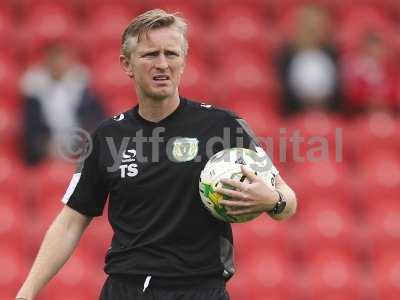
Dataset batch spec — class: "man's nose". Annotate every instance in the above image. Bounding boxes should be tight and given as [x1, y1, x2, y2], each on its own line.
[155, 54, 168, 69]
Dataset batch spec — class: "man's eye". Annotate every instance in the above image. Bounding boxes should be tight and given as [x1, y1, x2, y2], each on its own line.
[145, 53, 157, 57]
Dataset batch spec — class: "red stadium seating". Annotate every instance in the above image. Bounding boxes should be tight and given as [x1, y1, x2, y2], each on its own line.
[212, 50, 273, 105]
[345, 112, 400, 163]
[211, 5, 270, 59]
[144, 0, 207, 19]
[0, 245, 29, 299]
[364, 200, 400, 260]
[337, 5, 395, 54]
[0, 10, 17, 57]
[354, 150, 400, 211]
[81, 0, 137, 15]
[285, 111, 346, 165]
[226, 98, 280, 138]
[91, 50, 136, 99]
[232, 249, 297, 300]
[106, 95, 138, 116]
[0, 55, 20, 100]
[301, 200, 360, 259]
[82, 4, 136, 57]
[18, 3, 80, 64]
[29, 160, 76, 242]
[80, 210, 113, 261]
[39, 248, 104, 300]
[290, 159, 351, 211]
[232, 216, 290, 259]
[179, 55, 213, 102]
[305, 250, 362, 300]
[371, 251, 400, 300]
[17, 0, 78, 17]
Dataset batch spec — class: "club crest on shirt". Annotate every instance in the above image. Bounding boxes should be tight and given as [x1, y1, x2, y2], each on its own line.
[172, 138, 199, 162]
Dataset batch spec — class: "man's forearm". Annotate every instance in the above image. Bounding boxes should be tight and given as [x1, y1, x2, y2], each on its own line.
[16, 209, 90, 299]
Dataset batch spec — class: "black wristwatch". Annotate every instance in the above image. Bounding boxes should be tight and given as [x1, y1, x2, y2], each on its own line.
[268, 190, 286, 215]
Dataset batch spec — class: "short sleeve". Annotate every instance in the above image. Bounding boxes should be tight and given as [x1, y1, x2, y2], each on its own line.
[224, 111, 279, 176]
[61, 131, 108, 217]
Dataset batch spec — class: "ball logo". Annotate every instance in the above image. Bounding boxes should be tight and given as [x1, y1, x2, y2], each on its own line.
[172, 138, 199, 162]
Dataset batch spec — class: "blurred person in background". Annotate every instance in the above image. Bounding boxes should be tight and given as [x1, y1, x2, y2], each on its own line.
[20, 43, 105, 166]
[341, 30, 399, 114]
[277, 4, 342, 115]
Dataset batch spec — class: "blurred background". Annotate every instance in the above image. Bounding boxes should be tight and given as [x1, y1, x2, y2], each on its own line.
[1, 0, 400, 299]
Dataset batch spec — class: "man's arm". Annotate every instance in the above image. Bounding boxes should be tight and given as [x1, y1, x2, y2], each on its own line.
[16, 205, 92, 300]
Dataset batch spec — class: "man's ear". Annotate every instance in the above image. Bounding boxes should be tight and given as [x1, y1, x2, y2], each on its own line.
[120, 55, 134, 78]
[180, 56, 186, 75]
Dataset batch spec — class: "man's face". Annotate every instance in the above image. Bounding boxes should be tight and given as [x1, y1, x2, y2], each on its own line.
[121, 27, 186, 100]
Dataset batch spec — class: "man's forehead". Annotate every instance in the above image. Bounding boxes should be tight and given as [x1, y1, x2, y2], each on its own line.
[133, 28, 183, 49]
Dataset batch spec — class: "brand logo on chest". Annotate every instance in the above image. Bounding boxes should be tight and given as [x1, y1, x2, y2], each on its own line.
[119, 149, 138, 178]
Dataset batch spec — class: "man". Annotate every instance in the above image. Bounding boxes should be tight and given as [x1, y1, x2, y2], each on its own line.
[16, 9, 297, 300]
[21, 42, 105, 166]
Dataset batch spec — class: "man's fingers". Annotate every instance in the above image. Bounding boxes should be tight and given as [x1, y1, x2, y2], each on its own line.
[220, 178, 248, 190]
[215, 187, 242, 199]
[226, 208, 255, 216]
[240, 165, 258, 182]
[219, 199, 251, 208]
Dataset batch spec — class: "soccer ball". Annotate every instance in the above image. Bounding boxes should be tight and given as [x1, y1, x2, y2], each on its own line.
[199, 148, 276, 223]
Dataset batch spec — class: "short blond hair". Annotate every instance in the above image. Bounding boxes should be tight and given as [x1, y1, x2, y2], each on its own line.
[121, 9, 188, 57]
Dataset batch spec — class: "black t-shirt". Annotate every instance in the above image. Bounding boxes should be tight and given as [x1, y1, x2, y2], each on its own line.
[62, 98, 278, 279]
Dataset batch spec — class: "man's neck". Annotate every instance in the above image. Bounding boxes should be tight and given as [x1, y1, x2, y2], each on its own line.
[138, 93, 180, 123]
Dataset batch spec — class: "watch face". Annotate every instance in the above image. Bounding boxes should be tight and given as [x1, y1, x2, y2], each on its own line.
[275, 200, 286, 214]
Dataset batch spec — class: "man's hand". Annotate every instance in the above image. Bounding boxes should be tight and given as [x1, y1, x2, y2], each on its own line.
[216, 165, 279, 216]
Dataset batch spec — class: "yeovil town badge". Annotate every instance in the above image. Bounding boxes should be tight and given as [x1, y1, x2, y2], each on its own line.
[172, 138, 199, 162]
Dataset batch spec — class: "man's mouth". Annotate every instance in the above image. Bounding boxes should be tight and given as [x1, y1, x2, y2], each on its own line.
[153, 75, 170, 81]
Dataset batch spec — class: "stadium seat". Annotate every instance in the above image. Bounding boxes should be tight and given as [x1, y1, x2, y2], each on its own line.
[17, 0, 78, 17]
[81, 0, 137, 15]
[290, 159, 351, 211]
[346, 112, 400, 163]
[80, 211, 113, 261]
[82, 4, 136, 57]
[301, 200, 360, 259]
[29, 160, 76, 241]
[306, 250, 362, 300]
[364, 200, 400, 260]
[106, 95, 138, 116]
[0, 10, 17, 57]
[232, 216, 290, 259]
[39, 248, 104, 300]
[180, 55, 213, 102]
[211, 5, 270, 59]
[225, 98, 280, 140]
[354, 150, 400, 211]
[0, 55, 20, 99]
[235, 249, 297, 299]
[337, 5, 395, 53]
[19, 3, 79, 63]
[213, 50, 272, 104]
[0, 245, 28, 299]
[144, 0, 207, 19]
[91, 50, 135, 99]
[211, 0, 269, 18]
[285, 111, 346, 165]
[371, 251, 400, 300]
